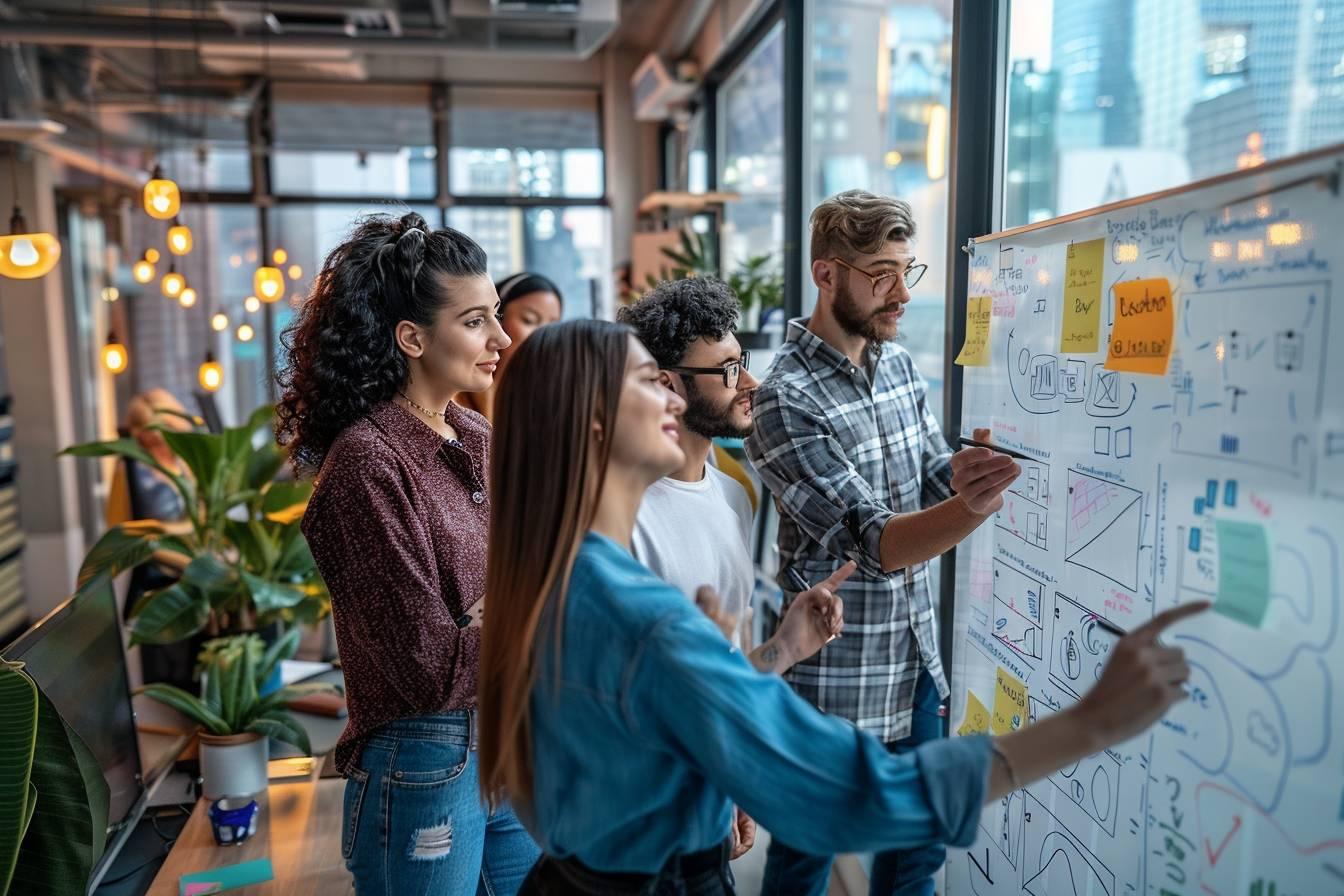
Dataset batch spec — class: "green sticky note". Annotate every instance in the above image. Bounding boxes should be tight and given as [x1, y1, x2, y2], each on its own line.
[179, 858, 274, 895]
[1215, 520, 1272, 628]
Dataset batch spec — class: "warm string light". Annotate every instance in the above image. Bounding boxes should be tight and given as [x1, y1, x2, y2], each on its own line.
[236, 323, 255, 342]
[143, 165, 181, 220]
[179, 287, 198, 308]
[211, 312, 229, 331]
[243, 295, 261, 313]
[198, 352, 223, 391]
[0, 204, 62, 280]
[102, 332, 128, 374]
[167, 219, 193, 255]
[255, 265, 284, 303]
[161, 267, 185, 298]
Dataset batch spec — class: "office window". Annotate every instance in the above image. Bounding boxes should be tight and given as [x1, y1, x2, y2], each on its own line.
[806, 1, 953, 419]
[271, 86, 436, 199]
[156, 111, 251, 192]
[447, 206, 612, 320]
[449, 88, 604, 199]
[1002, 0, 1344, 228]
[719, 21, 785, 275]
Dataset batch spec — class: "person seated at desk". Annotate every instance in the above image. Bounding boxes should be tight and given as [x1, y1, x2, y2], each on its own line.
[477, 319, 1206, 895]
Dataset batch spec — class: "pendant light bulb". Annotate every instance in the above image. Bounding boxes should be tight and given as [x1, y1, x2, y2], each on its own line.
[272, 247, 288, 265]
[143, 165, 181, 220]
[162, 267, 185, 298]
[198, 352, 223, 392]
[133, 257, 156, 283]
[244, 296, 261, 313]
[101, 285, 120, 302]
[101, 332, 128, 374]
[211, 312, 229, 332]
[179, 287, 198, 308]
[236, 323, 255, 342]
[167, 220, 193, 255]
[0, 206, 62, 280]
[255, 266, 284, 303]
[145, 247, 160, 264]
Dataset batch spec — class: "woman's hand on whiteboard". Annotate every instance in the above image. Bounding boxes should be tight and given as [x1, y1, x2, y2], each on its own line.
[1073, 601, 1210, 748]
[950, 427, 1021, 515]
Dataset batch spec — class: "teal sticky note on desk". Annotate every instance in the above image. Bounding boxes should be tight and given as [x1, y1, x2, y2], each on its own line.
[179, 858, 274, 895]
[1214, 520, 1271, 628]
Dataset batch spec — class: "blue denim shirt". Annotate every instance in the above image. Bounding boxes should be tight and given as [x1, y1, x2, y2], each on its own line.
[526, 532, 993, 873]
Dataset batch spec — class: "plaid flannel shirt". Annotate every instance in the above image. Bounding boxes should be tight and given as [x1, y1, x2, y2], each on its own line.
[745, 319, 955, 743]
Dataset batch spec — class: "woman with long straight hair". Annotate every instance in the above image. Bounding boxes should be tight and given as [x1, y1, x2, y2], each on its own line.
[478, 319, 1205, 894]
[277, 211, 539, 895]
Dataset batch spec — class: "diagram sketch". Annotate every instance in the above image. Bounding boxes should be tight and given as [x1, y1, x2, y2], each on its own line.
[1020, 792, 1115, 896]
[993, 561, 1045, 662]
[996, 459, 1051, 550]
[1047, 749, 1121, 838]
[1065, 470, 1142, 591]
[1048, 591, 1119, 700]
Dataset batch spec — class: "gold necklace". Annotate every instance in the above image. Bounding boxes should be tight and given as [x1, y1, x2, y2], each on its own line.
[398, 392, 446, 422]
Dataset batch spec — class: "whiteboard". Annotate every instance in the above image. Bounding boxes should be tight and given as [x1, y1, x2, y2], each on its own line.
[947, 146, 1344, 896]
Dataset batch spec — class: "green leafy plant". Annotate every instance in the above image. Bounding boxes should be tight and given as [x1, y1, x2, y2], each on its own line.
[727, 252, 785, 322]
[0, 657, 109, 896]
[61, 405, 329, 646]
[138, 629, 341, 755]
[644, 228, 719, 289]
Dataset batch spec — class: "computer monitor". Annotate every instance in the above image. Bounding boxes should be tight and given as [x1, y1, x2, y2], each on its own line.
[1, 576, 148, 890]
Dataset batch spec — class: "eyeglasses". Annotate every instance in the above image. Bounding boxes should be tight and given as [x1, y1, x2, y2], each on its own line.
[664, 352, 751, 389]
[831, 256, 927, 295]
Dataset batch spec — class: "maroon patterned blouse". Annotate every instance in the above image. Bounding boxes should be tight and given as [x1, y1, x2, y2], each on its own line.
[301, 400, 489, 773]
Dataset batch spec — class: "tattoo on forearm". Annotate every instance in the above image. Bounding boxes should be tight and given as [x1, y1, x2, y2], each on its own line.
[758, 644, 780, 667]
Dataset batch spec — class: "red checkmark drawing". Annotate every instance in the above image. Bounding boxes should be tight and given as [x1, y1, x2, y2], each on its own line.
[1204, 815, 1242, 867]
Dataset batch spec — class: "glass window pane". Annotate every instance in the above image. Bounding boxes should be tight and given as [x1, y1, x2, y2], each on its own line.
[1003, 0, 1344, 228]
[271, 86, 436, 199]
[806, 2, 953, 419]
[447, 206, 612, 319]
[449, 88, 604, 198]
[157, 111, 251, 192]
[720, 22, 785, 278]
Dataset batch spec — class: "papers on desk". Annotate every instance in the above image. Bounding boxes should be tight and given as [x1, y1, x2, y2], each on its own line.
[279, 659, 333, 685]
[179, 857, 274, 894]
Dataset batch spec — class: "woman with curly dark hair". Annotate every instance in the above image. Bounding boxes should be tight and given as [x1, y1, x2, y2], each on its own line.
[277, 211, 539, 895]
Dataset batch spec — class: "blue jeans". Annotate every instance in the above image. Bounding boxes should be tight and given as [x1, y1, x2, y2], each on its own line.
[341, 712, 540, 896]
[761, 671, 947, 896]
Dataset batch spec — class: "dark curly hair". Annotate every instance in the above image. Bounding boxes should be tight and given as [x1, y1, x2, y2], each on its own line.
[615, 277, 740, 370]
[275, 211, 488, 476]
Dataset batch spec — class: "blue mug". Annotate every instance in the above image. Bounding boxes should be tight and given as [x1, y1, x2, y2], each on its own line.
[208, 797, 259, 846]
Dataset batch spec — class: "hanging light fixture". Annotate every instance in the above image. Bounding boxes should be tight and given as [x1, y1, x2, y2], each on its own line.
[272, 247, 287, 265]
[167, 218, 193, 255]
[162, 266, 186, 298]
[236, 323, 255, 342]
[143, 164, 181, 220]
[198, 351, 223, 392]
[0, 155, 62, 280]
[287, 264, 302, 280]
[101, 285, 120, 302]
[255, 264, 284, 303]
[211, 312, 229, 331]
[179, 286, 198, 308]
[145, 247, 160, 263]
[132, 253, 156, 283]
[101, 332, 129, 374]
[243, 295, 261, 313]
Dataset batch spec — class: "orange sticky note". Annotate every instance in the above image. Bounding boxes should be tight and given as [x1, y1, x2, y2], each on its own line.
[991, 666, 1028, 735]
[1105, 277, 1174, 375]
[1059, 239, 1105, 352]
[955, 296, 992, 367]
[957, 691, 990, 736]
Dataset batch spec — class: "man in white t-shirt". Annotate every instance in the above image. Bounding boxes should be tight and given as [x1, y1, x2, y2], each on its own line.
[619, 275, 850, 862]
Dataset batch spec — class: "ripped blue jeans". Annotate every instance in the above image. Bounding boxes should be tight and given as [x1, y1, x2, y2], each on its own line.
[342, 712, 540, 896]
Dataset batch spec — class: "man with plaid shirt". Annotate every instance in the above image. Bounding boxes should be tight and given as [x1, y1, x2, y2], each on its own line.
[746, 190, 1019, 896]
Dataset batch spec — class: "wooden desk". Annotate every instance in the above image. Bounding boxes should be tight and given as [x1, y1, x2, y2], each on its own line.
[146, 770, 353, 896]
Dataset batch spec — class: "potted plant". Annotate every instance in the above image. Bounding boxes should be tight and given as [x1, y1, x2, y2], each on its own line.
[138, 629, 341, 799]
[726, 252, 785, 346]
[62, 405, 329, 670]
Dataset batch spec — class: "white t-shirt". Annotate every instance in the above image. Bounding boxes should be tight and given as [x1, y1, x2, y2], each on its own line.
[632, 465, 755, 646]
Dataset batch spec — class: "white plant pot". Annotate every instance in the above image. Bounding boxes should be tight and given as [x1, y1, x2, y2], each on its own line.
[199, 732, 269, 799]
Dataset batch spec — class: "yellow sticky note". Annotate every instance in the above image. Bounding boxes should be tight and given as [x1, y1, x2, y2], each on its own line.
[955, 296, 992, 366]
[957, 691, 991, 736]
[1105, 277, 1174, 375]
[1059, 238, 1105, 352]
[991, 666, 1028, 735]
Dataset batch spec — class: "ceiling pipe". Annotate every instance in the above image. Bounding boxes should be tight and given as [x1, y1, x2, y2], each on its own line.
[0, 21, 595, 57]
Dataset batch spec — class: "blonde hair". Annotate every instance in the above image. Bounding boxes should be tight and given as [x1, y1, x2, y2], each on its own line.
[810, 190, 917, 263]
